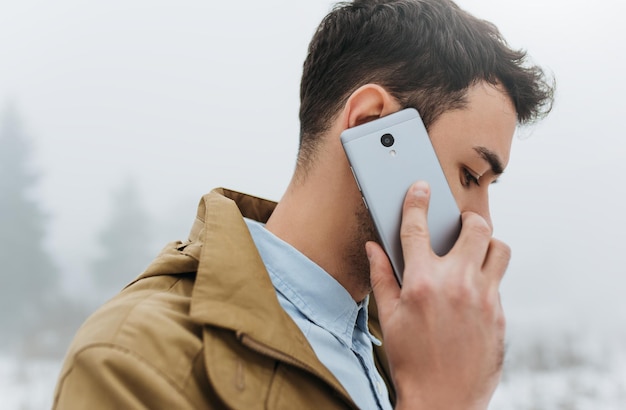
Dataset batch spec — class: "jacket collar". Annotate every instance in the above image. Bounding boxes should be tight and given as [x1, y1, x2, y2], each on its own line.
[134, 187, 393, 405]
[136, 188, 353, 400]
[187, 188, 302, 345]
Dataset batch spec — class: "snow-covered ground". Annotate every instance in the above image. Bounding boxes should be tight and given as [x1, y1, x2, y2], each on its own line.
[491, 367, 626, 410]
[0, 357, 62, 410]
[490, 330, 626, 410]
[1, 333, 624, 409]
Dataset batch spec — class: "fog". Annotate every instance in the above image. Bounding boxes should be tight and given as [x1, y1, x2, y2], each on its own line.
[1, 0, 626, 408]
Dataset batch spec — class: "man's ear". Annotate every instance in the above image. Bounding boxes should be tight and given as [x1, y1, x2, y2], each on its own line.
[342, 84, 402, 129]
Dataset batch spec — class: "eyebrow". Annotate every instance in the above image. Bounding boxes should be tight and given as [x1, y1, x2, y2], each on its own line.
[473, 146, 504, 175]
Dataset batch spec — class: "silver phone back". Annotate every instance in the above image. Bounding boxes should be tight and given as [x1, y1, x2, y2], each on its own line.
[341, 108, 461, 284]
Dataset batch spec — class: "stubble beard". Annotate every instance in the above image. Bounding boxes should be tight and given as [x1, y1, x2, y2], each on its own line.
[345, 202, 379, 298]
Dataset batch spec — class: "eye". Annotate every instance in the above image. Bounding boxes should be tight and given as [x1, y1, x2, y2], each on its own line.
[462, 168, 480, 187]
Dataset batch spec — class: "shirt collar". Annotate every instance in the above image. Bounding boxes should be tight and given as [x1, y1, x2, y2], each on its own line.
[245, 218, 381, 348]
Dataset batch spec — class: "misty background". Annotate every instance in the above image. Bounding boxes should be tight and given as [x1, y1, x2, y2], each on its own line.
[1, 0, 625, 408]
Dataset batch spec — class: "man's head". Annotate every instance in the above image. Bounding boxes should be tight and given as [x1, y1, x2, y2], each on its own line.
[296, 0, 554, 173]
[268, 0, 554, 299]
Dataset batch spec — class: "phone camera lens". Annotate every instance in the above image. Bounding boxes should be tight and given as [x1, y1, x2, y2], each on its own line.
[381, 133, 394, 147]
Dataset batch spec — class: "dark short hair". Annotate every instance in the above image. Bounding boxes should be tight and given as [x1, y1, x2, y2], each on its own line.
[298, 0, 554, 166]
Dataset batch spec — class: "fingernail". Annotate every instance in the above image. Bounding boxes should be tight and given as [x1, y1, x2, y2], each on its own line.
[411, 181, 429, 197]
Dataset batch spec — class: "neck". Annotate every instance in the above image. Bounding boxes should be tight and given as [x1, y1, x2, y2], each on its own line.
[265, 141, 372, 302]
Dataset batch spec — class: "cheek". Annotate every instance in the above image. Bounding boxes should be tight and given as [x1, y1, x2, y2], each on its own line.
[458, 188, 493, 227]
[438, 159, 465, 208]
[429, 135, 462, 190]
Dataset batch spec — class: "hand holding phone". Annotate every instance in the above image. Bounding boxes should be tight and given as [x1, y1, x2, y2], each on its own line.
[365, 184, 509, 409]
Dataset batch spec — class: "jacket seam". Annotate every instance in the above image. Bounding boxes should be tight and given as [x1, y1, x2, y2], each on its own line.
[59, 342, 196, 408]
[182, 343, 206, 391]
[59, 276, 193, 403]
[111, 276, 183, 341]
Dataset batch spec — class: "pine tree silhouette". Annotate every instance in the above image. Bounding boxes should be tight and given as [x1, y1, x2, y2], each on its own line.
[91, 177, 154, 302]
[0, 103, 59, 348]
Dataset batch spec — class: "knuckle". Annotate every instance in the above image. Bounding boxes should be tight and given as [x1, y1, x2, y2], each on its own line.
[404, 275, 436, 301]
[466, 216, 492, 239]
[369, 262, 387, 288]
[480, 291, 500, 316]
[370, 275, 386, 296]
[482, 289, 506, 330]
[400, 221, 429, 243]
[491, 239, 512, 266]
[405, 191, 429, 209]
[445, 278, 475, 307]
[494, 240, 512, 259]
[462, 212, 492, 238]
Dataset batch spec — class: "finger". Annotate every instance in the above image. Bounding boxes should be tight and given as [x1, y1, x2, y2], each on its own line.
[367, 241, 400, 321]
[482, 238, 511, 286]
[399, 181, 434, 270]
[448, 211, 492, 265]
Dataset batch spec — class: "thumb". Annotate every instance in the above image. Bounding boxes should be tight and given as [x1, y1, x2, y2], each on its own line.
[367, 241, 400, 321]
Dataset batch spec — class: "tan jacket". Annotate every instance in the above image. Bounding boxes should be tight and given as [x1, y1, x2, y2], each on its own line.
[54, 188, 395, 409]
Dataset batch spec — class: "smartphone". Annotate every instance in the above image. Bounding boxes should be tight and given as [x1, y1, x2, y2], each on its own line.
[340, 108, 461, 285]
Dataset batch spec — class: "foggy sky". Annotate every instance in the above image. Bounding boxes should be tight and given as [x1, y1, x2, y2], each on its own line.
[1, 0, 625, 337]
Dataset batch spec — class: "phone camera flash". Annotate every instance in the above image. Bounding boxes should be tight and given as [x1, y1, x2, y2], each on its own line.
[390, 150, 397, 157]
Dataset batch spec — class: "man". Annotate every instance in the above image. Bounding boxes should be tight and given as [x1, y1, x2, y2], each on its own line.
[54, 0, 553, 408]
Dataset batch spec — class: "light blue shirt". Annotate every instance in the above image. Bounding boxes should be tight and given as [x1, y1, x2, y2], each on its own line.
[245, 218, 393, 410]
